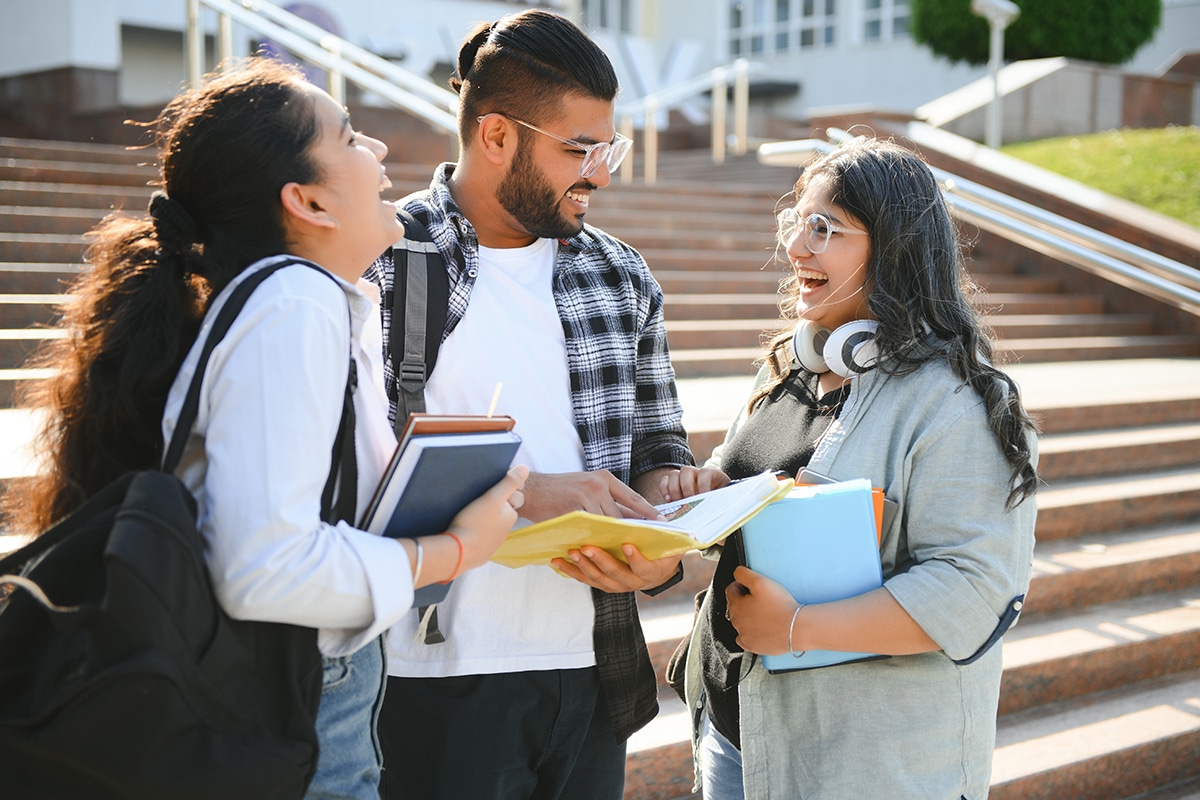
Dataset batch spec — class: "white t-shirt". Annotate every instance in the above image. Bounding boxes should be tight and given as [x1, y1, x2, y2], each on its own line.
[162, 257, 412, 657]
[385, 237, 597, 677]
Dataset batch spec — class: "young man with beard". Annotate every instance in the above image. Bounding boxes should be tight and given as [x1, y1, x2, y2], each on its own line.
[365, 10, 694, 800]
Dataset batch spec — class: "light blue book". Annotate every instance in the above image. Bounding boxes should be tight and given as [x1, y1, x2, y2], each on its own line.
[741, 478, 886, 673]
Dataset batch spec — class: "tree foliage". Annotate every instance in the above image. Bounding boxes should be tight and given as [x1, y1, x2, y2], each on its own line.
[911, 0, 1162, 67]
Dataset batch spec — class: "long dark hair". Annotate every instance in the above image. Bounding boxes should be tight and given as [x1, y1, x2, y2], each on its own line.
[5, 58, 320, 533]
[755, 137, 1038, 508]
[451, 9, 619, 137]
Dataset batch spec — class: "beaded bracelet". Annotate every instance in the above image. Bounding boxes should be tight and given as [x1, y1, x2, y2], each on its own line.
[788, 603, 808, 658]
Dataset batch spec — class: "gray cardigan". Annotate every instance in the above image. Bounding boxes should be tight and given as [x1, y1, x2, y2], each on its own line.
[689, 358, 1037, 799]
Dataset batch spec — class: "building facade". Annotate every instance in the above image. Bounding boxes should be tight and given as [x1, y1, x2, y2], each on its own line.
[1, 0, 1196, 143]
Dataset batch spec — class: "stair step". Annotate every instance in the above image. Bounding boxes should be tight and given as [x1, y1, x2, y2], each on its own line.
[0, 293, 70, 328]
[979, 292, 1106, 315]
[1029, 521, 1200, 616]
[1039, 422, 1200, 480]
[0, 232, 86, 263]
[995, 335, 1200, 362]
[0, 262, 83, 293]
[1036, 466, 1200, 541]
[0, 158, 157, 187]
[655, 269, 781, 291]
[990, 670, 1200, 800]
[641, 249, 779, 271]
[0, 367, 54, 405]
[0, 180, 152, 209]
[0, 205, 109, 235]
[605, 225, 775, 247]
[0, 328, 66, 369]
[669, 347, 761, 377]
[666, 318, 777, 350]
[1131, 775, 1200, 800]
[0, 136, 147, 165]
[663, 293, 779, 320]
[989, 312, 1156, 338]
[1002, 589, 1200, 714]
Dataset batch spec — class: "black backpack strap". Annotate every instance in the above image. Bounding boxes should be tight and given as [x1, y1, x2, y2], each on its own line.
[389, 208, 450, 438]
[162, 258, 357, 524]
[388, 207, 453, 644]
[321, 358, 358, 526]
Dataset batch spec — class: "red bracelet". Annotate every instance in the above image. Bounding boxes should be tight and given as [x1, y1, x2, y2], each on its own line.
[439, 532, 464, 584]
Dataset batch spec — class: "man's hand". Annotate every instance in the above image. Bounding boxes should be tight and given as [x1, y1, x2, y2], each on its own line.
[551, 544, 683, 594]
[519, 471, 663, 523]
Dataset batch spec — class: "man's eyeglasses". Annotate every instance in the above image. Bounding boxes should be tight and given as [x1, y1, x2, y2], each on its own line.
[776, 208, 868, 254]
[479, 113, 632, 179]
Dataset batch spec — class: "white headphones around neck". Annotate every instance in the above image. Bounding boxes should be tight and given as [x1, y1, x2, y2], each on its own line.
[792, 319, 880, 378]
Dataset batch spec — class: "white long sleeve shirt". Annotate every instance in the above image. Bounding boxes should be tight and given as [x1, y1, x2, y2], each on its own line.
[161, 256, 412, 656]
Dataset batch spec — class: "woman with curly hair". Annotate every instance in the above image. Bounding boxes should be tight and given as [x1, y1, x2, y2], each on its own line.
[662, 137, 1038, 799]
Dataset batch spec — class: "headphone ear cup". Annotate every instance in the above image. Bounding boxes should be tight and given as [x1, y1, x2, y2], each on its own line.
[823, 320, 880, 378]
[792, 321, 831, 373]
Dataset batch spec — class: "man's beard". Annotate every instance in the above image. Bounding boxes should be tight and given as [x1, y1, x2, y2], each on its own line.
[496, 139, 589, 240]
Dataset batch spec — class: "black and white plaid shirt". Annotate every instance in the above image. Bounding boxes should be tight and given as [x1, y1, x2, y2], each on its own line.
[364, 164, 693, 741]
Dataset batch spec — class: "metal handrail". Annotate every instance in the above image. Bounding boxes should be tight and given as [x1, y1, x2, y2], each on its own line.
[757, 131, 1200, 318]
[185, 0, 763, 184]
[615, 58, 767, 185]
[186, 0, 458, 133]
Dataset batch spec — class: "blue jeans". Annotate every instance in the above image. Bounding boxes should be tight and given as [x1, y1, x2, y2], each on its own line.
[305, 636, 388, 800]
[700, 713, 744, 800]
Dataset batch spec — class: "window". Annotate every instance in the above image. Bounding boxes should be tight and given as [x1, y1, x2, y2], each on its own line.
[581, 0, 635, 34]
[729, 0, 838, 55]
[863, 0, 910, 43]
[798, 0, 836, 50]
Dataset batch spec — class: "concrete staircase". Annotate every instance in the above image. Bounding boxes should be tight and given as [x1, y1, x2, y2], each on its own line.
[3, 137, 1200, 799]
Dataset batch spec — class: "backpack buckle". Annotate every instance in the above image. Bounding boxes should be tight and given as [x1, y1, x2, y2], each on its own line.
[398, 358, 426, 392]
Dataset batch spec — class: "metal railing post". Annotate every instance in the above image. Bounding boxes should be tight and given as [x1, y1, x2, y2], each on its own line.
[644, 97, 658, 186]
[186, 0, 204, 88]
[619, 114, 635, 185]
[733, 58, 749, 156]
[218, 11, 233, 68]
[711, 67, 728, 165]
[325, 39, 345, 106]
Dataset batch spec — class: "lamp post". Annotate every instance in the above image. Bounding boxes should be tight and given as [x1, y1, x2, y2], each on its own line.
[970, 0, 1020, 149]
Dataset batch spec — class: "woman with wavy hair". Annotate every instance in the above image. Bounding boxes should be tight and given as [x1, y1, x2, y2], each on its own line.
[5, 58, 526, 799]
[661, 137, 1038, 799]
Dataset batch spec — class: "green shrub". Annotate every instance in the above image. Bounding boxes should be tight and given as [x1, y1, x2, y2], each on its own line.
[911, 0, 1162, 66]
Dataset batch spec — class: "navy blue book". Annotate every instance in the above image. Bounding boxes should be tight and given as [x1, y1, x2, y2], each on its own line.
[359, 415, 521, 606]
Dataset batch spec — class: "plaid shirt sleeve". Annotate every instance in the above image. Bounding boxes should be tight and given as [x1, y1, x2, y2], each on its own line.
[554, 229, 693, 483]
[554, 228, 695, 742]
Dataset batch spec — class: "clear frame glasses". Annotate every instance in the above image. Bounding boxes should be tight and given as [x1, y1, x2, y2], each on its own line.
[776, 207, 868, 254]
[479, 114, 632, 179]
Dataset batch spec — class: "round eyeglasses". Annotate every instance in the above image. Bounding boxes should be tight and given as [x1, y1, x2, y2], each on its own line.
[478, 114, 632, 179]
[776, 208, 868, 254]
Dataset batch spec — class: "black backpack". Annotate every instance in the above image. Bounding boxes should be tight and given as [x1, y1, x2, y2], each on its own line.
[0, 259, 357, 799]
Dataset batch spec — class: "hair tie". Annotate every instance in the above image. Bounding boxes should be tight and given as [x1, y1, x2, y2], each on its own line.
[148, 191, 201, 254]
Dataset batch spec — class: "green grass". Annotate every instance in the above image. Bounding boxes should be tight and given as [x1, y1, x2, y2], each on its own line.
[1001, 126, 1200, 229]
